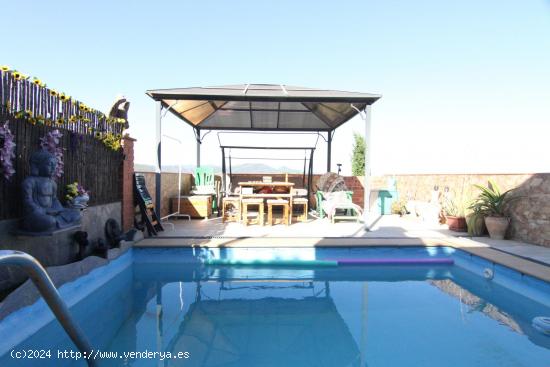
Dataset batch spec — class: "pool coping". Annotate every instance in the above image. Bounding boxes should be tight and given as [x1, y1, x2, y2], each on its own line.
[135, 236, 550, 283]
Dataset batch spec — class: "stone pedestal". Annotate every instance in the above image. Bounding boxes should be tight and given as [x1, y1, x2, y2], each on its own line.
[0, 221, 81, 295]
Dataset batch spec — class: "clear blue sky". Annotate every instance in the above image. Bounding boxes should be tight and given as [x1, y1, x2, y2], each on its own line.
[2, 0, 550, 174]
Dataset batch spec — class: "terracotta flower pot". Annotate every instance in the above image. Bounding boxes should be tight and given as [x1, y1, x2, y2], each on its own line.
[484, 216, 510, 240]
[445, 216, 467, 232]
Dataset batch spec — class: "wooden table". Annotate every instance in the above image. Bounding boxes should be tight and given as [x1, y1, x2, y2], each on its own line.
[238, 182, 295, 224]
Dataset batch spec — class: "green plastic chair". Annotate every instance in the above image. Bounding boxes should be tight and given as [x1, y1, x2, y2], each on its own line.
[193, 167, 218, 212]
[316, 190, 354, 218]
[194, 167, 215, 188]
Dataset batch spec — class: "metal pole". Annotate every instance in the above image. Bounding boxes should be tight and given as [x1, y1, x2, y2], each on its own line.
[155, 101, 162, 219]
[0, 251, 96, 367]
[221, 147, 226, 195]
[307, 149, 315, 209]
[160, 135, 189, 220]
[196, 129, 201, 167]
[327, 131, 332, 172]
[364, 105, 372, 228]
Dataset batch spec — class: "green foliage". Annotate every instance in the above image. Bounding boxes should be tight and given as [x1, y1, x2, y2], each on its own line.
[391, 199, 408, 215]
[442, 187, 472, 217]
[65, 182, 79, 202]
[469, 180, 517, 217]
[64, 181, 88, 202]
[466, 212, 486, 236]
[351, 132, 365, 176]
[442, 197, 467, 217]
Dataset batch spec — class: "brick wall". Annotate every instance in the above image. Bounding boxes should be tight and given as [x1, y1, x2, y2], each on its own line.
[343, 176, 365, 206]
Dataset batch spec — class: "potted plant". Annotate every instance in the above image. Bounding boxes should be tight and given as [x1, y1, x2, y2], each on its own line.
[469, 180, 516, 240]
[466, 207, 486, 237]
[442, 197, 467, 232]
[65, 182, 90, 209]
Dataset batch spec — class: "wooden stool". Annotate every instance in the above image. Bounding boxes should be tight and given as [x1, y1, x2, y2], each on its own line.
[241, 198, 264, 226]
[267, 199, 289, 225]
[292, 197, 308, 222]
[222, 196, 241, 222]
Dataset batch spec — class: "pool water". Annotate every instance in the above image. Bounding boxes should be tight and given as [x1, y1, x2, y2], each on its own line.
[1, 247, 550, 367]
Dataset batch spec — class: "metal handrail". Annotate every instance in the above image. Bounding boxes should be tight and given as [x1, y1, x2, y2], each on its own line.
[0, 250, 97, 367]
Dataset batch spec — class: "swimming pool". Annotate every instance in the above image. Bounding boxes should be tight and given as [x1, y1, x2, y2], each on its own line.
[1, 246, 550, 366]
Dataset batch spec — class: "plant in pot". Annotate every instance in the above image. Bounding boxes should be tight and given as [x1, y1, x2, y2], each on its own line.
[469, 180, 516, 240]
[466, 206, 486, 237]
[65, 182, 90, 209]
[442, 197, 467, 232]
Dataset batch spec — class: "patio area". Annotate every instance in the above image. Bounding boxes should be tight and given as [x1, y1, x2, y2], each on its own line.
[159, 214, 451, 238]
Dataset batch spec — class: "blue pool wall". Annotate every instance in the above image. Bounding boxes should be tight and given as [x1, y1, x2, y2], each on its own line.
[0, 250, 134, 366]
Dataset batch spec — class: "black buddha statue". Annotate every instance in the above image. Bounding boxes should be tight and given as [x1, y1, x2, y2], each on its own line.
[21, 150, 81, 233]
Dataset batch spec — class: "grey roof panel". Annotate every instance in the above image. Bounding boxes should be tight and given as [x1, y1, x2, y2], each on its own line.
[147, 84, 380, 131]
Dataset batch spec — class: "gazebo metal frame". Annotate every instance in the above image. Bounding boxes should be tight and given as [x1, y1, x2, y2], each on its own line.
[146, 84, 380, 226]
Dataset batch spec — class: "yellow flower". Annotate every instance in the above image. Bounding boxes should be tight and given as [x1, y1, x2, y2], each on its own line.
[50, 89, 58, 97]
[69, 115, 77, 123]
[1, 65, 9, 72]
[59, 93, 70, 102]
[32, 78, 43, 86]
[95, 132, 102, 139]
[12, 71, 22, 80]
[25, 109, 33, 117]
[56, 118, 65, 125]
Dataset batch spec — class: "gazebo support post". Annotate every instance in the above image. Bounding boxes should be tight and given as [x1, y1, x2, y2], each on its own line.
[327, 131, 332, 173]
[195, 128, 201, 167]
[363, 105, 372, 229]
[307, 148, 315, 210]
[221, 147, 226, 195]
[155, 101, 162, 217]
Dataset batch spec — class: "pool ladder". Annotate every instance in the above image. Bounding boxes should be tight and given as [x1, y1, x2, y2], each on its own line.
[0, 250, 97, 367]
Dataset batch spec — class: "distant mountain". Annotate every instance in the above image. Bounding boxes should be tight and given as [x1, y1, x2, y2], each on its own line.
[135, 163, 301, 174]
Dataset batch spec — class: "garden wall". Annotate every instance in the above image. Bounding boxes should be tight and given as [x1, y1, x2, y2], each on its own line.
[136, 172, 193, 218]
[0, 123, 123, 220]
[0, 67, 127, 295]
[0, 67, 125, 220]
[371, 173, 550, 247]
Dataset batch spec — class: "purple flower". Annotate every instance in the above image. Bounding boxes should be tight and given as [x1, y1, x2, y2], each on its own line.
[40, 129, 64, 178]
[0, 121, 16, 180]
[77, 184, 89, 196]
